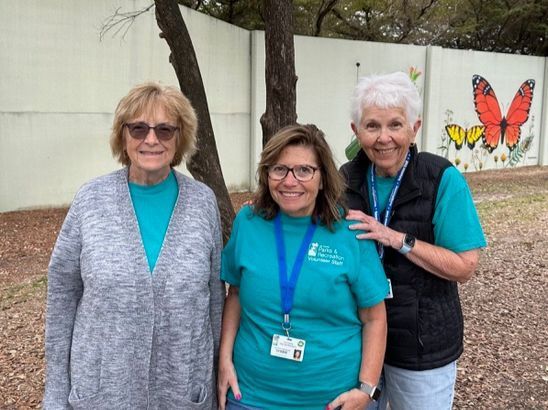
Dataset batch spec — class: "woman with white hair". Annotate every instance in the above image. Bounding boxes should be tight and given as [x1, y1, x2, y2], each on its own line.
[341, 72, 486, 410]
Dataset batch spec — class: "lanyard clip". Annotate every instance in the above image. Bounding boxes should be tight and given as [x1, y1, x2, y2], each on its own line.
[282, 313, 291, 337]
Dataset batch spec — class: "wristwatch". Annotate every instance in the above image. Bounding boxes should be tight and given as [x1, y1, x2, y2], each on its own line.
[398, 233, 416, 254]
[356, 381, 381, 401]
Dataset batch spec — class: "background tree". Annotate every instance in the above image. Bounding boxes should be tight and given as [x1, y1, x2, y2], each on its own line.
[181, 0, 299, 143]
[155, 0, 235, 242]
[260, 0, 298, 143]
[182, 0, 546, 56]
[179, 0, 264, 28]
[435, 0, 548, 56]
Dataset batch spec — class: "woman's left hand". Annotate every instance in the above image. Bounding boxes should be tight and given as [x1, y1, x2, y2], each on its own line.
[217, 359, 241, 410]
[347, 209, 403, 250]
[326, 388, 370, 410]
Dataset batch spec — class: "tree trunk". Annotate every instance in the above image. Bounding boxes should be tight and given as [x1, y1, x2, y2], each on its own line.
[260, 0, 298, 145]
[155, 0, 235, 243]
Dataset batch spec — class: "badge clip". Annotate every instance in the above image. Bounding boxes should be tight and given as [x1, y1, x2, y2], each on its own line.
[282, 313, 291, 337]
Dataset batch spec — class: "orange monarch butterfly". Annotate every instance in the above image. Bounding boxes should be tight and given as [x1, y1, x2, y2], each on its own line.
[472, 75, 535, 152]
[445, 124, 484, 150]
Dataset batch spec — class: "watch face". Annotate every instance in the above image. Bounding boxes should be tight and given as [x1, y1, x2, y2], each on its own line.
[404, 234, 416, 247]
[371, 387, 381, 401]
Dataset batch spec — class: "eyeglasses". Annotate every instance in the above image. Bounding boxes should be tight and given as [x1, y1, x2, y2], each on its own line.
[125, 122, 179, 141]
[267, 164, 319, 182]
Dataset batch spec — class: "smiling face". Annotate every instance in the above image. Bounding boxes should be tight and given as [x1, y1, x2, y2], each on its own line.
[352, 106, 421, 177]
[268, 145, 322, 217]
[125, 104, 178, 185]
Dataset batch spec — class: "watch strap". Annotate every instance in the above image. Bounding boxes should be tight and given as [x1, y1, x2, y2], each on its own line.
[398, 233, 415, 255]
[356, 381, 381, 401]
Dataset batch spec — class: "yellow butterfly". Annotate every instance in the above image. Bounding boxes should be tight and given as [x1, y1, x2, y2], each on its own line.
[445, 124, 484, 150]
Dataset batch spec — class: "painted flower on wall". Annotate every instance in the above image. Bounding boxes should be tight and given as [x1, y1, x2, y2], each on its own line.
[409, 66, 422, 83]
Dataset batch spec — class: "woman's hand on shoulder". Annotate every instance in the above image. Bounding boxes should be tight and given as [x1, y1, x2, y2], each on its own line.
[347, 209, 402, 248]
[326, 388, 370, 410]
[217, 359, 241, 410]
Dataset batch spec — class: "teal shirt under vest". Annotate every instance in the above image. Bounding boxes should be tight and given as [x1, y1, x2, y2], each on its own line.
[369, 165, 486, 252]
[221, 206, 389, 410]
[129, 170, 178, 273]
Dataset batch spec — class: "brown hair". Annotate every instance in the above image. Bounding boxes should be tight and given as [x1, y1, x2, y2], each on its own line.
[110, 82, 197, 166]
[252, 124, 347, 230]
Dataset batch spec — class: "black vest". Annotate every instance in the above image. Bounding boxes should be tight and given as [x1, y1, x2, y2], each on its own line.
[340, 147, 463, 370]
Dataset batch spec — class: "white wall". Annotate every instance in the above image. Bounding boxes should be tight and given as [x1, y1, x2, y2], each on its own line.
[183, 7, 251, 192]
[250, 32, 426, 189]
[0, 0, 251, 211]
[1, 1, 546, 212]
[295, 36, 427, 168]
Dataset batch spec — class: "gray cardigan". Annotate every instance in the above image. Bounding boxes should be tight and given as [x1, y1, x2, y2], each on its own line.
[44, 168, 225, 409]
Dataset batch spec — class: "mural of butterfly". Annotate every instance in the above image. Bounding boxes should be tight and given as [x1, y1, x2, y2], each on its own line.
[472, 75, 535, 153]
[445, 124, 484, 150]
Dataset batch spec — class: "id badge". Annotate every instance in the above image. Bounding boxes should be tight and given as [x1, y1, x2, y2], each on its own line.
[270, 334, 306, 362]
[386, 278, 393, 299]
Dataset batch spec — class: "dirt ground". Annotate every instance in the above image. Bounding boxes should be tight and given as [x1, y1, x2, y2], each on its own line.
[0, 166, 547, 409]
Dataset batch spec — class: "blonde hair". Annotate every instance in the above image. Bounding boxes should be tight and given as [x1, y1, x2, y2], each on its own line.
[110, 82, 198, 166]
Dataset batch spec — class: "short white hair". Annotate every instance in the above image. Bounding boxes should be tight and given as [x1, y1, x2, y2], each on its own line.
[351, 71, 422, 126]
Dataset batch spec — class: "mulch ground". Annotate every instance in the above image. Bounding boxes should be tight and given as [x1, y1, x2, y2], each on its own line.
[0, 166, 547, 409]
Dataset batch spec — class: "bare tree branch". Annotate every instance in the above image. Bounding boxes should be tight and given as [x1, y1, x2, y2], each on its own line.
[314, 0, 339, 37]
[100, 3, 155, 41]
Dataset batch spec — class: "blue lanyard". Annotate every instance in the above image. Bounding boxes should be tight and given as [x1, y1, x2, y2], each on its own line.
[370, 151, 411, 260]
[274, 213, 317, 335]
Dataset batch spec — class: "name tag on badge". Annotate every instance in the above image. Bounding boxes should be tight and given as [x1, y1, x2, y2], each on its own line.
[386, 278, 394, 299]
[270, 334, 306, 362]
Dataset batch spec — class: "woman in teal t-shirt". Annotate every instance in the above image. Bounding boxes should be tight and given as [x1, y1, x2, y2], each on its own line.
[219, 124, 389, 410]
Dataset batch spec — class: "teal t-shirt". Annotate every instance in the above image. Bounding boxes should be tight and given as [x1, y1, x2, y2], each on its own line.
[369, 165, 486, 251]
[129, 171, 178, 273]
[221, 206, 389, 410]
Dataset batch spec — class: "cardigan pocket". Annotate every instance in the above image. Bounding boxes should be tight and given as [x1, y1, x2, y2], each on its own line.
[68, 387, 130, 410]
[68, 289, 138, 409]
[184, 383, 210, 408]
[68, 316, 104, 404]
[68, 388, 102, 409]
[161, 383, 210, 409]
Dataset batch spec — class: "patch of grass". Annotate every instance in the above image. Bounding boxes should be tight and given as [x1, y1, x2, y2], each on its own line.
[0, 275, 47, 310]
[476, 193, 546, 222]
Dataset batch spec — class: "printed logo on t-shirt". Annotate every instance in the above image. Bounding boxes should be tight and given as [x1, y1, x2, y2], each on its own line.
[308, 242, 319, 257]
[307, 243, 344, 266]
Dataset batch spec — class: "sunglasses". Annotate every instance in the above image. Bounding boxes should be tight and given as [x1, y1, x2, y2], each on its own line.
[125, 122, 179, 141]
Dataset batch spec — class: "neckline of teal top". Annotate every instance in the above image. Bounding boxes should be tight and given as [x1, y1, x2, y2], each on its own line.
[278, 210, 314, 225]
[367, 163, 397, 183]
[128, 170, 176, 194]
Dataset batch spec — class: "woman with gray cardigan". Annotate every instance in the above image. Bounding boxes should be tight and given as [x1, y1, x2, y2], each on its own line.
[44, 82, 225, 409]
